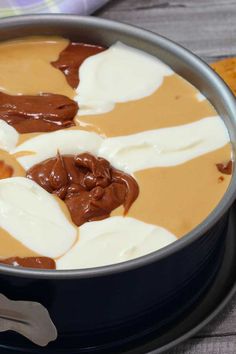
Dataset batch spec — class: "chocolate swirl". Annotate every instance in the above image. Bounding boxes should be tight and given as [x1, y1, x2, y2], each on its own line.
[51, 43, 105, 88]
[0, 92, 78, 133]
[0, 257, 56, 269]
[27, 153, 139, 226]
[216, 160, 233, 175]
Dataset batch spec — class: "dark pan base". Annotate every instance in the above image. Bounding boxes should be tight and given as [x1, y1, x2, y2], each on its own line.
[0, 203, 236, 354]
[126, 202, 236, 354]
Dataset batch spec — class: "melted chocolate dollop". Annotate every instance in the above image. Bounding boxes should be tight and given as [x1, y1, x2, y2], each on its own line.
[216, 160, 233, 175]
[0, 257, 56, 269]
[27, 153, 139, 226]
[52, 43, 105, 88]
[0, 92, 78, 133]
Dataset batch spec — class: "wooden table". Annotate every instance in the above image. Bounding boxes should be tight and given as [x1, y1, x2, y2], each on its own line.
[96, 1, 236, 353]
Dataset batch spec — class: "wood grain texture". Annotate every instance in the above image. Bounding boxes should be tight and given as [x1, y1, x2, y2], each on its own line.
[96, 0, 236, 61]
[96, 1, 236, 353]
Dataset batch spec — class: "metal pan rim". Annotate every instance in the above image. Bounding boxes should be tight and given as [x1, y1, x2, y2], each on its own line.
[0, 14, 235, 279]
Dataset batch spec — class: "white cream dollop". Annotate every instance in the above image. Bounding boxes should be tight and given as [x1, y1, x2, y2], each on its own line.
[0, 120, 19, 152]
[0, 177, 76, 258]
[56, 216, 177, 269]
[14, 130, 103, 170]
[13, 116, 229, 172]
[75, 42, 173, 115]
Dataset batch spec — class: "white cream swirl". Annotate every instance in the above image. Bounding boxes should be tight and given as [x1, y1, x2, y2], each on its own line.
[13, 116, 229, 173]
[57, 216, 177, 269]
[0, 177, 76, 258]
[75, 42, 173, 115]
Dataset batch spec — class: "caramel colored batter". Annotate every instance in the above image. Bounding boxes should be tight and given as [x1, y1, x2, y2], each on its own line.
[76, 75, 216, 137]
[0, 228, 39, 258]
[0, 150, 25, 177]
[0, 36, 74, 98]
[112, 144, 232, 237]
[0, 36, 232, 268]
